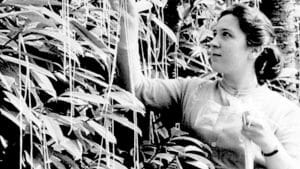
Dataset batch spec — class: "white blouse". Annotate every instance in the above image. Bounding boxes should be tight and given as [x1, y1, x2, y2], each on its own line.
[135, 77, 300, 169]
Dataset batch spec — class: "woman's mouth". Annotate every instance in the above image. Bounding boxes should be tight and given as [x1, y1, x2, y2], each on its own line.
[212, 53, 221, 57]
[207, 50, 221, 57]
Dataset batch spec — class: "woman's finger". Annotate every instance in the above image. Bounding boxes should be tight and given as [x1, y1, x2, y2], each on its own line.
[124, 0, 138, 17]
[241, 127, 255, 139]
[109, 0, 120, 11]
[109, 0, 138, 17]
[245, 119, 260, 128]
[243, 112, 264, 128]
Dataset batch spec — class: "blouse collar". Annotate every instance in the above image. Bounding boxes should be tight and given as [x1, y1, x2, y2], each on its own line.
[217, 79, 262, 97]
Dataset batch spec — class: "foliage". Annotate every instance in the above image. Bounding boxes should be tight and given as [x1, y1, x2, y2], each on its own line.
[0, 0, 299, 169]
[139, 112, 215, 169]
[0, 0, 144, 169]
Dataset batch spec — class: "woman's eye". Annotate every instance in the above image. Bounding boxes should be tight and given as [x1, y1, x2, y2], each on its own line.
[212, 31, 217, 37]
[222, 32, 231, 38]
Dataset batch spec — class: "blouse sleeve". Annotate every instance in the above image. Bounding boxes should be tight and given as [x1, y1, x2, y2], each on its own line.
[134, 77, 190, 112]
[275, 103, 300, 162]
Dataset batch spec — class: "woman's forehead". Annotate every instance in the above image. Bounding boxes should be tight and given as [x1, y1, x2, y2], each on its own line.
[213, 14, 241, 32]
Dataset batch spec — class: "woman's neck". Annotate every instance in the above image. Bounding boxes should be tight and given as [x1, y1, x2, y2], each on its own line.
[222, 72, 258, 91]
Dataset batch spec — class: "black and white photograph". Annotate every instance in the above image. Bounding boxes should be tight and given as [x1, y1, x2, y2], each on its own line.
[0, 0, 299, 169]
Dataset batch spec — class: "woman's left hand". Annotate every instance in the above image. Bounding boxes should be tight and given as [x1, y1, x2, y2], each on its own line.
[110, 0, 139, 50]
[241, 111, 278, 153]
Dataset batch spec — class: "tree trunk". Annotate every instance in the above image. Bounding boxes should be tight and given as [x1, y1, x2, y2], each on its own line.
[260, 0, 297, 66]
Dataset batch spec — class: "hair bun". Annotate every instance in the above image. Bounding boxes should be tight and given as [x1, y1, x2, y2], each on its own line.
[255, 46, 282, 84]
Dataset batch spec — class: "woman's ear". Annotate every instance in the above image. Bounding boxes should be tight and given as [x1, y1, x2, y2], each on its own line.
[248, 47, 263, 60]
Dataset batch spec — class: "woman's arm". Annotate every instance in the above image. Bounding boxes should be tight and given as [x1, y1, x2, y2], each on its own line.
[113, 0, 143, 92]
[263, 142, 299, 169]
[117, 46, 142, 92]
[242, 106, 300, 169]
[113, 0, 185, 111]
[264, 106, 300, 169]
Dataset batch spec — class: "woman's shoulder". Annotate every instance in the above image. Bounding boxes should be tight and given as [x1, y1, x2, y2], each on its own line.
[261, 87, 300, 115]
[182, 76, 217, 86]
[264, 87, 298, 105]
[181, 76, 217, 91]
[177, 77, 218, 101]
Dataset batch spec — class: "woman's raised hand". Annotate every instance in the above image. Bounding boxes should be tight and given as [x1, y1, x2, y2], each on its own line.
[241, 111, 279, 154]
[110, 0, 139, 49]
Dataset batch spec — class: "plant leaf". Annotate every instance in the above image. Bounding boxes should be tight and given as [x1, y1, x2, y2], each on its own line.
[70, 19, 111, 64]
[151, 15, 178, 44]
[75, 70, 108, 88]
[0, 108, 21, 129]
[108, 90, 145, 115]
[185, 160, 209, 169]
[170, 136, 212, 154]
[0, 10, 36, 18]
[102, 113, 142, 136]
[60, 138, 83, 160]
[77, 67, 105, 80]
[136, 0, 153, 12]
[154, 153, 175, 162]
[184, 153, 214, 169]
[3, 0, 61, 6]
[150, 159, 164, 166]
[40, 115, 64, 144]
[26, 29, 83, 58]
[194, 0, 216, 7]
[151, 0, 168, 7]
[53, 96, 88, 106]
[184, 145, 208, 157]
[0, 73, 15, 91]
[0, 54, 57, 80]
[48, 113, 89, 130]
[3, 91, 42, 128]
[31, 71, 57, 98]
[177, 3, 191, 20]
[19, 11, 58, 28]
[24, 150, 43, 169]
[108, 160, 128, 169]
[197, 26, 213, 43]
[87, 120, 116, 144]
[86, 139, 122, 160]
[167, 145, 185, 154]
[61, 91, 109, 105]
[21, 5, 65, 25]
[70, 19, 110, 53]
[50, 155, 67, 169]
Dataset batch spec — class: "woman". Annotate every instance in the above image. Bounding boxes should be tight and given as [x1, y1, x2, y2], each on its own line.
[115, 1, 300, 168]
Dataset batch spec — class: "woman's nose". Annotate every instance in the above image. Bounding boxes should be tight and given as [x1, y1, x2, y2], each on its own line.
[208, 37, 219, 49]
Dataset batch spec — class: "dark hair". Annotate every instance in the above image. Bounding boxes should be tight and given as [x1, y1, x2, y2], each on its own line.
[219, 4, 282, 85]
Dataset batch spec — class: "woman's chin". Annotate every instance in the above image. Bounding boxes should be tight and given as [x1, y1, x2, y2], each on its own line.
[209, 58, 222, 73]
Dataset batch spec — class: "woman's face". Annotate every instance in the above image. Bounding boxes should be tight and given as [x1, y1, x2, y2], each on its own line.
[209, 14, 253, 74]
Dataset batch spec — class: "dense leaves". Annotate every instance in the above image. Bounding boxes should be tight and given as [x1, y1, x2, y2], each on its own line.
[0, 1, 143, 169]
[0, 0, 299, 169]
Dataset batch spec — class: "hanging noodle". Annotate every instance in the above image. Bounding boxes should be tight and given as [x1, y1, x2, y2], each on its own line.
[120, 0, 140, 168]
[96, 1, 105, 166]
[20, 32, 34, 169]
[18, 32, 23, 169]
[62, 0, 76, 134]
[96, 0, 120, 168]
